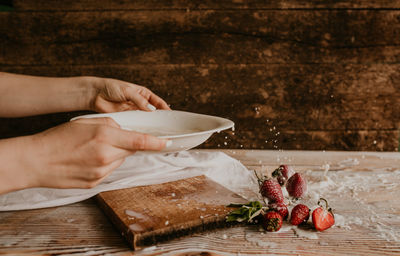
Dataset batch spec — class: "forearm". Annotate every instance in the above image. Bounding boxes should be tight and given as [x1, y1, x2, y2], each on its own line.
[0, 72, 97, 117]
[0, 136, 37, 194]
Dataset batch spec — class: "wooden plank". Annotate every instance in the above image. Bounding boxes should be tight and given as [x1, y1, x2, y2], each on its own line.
[1, 10, 400, 65]
[0, 199, 132, 255]
[218, 149, 400, 169]
[202, 129, 400, 151]
[0, 150, 399, 255]
[13, 0, 400, 11]
[0, 64, 398, 151]
[96, 175, 245, 250]
[0, 65, 400, 151]
[0, 8, 399, 151]
[1, 64, 399, 131]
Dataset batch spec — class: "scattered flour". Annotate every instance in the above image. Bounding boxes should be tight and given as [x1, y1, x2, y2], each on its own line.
[278, 223, 293, 233]
[244, 230, 278, 248]
[129, 223, 144, 232]
[303, 165, 400, 242]
[125, 210, 150, 221]
[336, 158, 360, 169]
[239, 163, 400, 242]
[140, 245, 157, 252]
[319, 241, 329, 246]
[291, 226, 319, 239]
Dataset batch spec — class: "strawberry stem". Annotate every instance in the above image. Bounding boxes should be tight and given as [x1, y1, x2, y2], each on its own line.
[318, 197, 333, 215]
[271, 167, 282, 178]
[318, 197, 335, 218]
[318, 198, 328, 208]
[253, 170, 263, 186]
[262, 197, 268, 206]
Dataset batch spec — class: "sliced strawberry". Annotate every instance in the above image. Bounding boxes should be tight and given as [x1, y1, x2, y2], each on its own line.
[290, 204, 310, 225]
[262, 211, 283, 232]
[312, 198, 335, 231]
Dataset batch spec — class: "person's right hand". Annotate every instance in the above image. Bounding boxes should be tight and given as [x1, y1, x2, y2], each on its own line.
[23, 117, 168, 190]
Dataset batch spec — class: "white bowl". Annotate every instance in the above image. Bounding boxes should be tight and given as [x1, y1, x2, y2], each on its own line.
[71, 110, 234, 153]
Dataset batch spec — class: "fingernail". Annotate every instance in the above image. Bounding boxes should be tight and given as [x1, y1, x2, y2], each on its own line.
[166, 140, 172, 148]
[147, 103, 156, 111]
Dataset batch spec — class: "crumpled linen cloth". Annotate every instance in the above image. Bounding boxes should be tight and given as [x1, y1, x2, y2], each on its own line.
[0, 151, 258, 211]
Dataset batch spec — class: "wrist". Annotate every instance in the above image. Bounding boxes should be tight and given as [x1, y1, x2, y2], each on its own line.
[80, 76, 102, 112]
[73, 76, 100, 111]
[0, 135, 40, 194]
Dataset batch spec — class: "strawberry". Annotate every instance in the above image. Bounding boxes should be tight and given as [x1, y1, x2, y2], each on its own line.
[312, 198, 335, 231]
[286, 172, 307, 199]
[272, 165, 294, 186]
[260, 179, 284, 203]
[268, 202, 288, 220]
[290, 204, 310, 225]
[262, 211, 283, 232]
[254, 171, 284, 203]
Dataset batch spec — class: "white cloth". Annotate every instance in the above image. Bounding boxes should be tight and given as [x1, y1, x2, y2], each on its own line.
[0, 151, 258, 211]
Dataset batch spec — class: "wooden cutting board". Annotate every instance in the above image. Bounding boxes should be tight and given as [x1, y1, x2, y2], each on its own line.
[95, 175, 247, 250]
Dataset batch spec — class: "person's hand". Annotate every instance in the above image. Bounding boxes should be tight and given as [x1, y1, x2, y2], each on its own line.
[0, 73, 170, 117]
[20, 117, 168, 190]
[89, 77, 171, 113]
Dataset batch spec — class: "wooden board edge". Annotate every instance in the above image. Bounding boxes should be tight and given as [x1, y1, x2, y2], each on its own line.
[134, 213, 241, 249]
[95, 179, 244, 250]
[94, 194, 137, 249]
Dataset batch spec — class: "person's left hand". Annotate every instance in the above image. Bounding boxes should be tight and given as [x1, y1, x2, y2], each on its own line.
[89, 77, 171, 113]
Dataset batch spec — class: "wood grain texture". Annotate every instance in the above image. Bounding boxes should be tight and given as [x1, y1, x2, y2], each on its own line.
[0, 150, 399, 255]
[1, 64, 398, 151]
[13, 0, 400, 10]
[96, 176, 245, 250]
[1, 10, 400, 65]
[2, 64, 399, 130]
[0, 199, 132, 255]
[203, 129, 400, 151]
[0, 4, 399, 151]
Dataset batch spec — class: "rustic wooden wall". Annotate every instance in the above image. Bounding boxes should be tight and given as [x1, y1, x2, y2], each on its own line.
[0, 0, 399, 151]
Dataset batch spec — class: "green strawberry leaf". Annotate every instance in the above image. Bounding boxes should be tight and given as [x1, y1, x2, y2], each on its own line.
[227, 201, 263, 209]
[226, 201, 265, 223]
[249, 209, 263, 222]
[249, 201, 263, 208]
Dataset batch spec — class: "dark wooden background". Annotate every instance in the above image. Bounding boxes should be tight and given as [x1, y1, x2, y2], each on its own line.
[0, 0, 399, 151]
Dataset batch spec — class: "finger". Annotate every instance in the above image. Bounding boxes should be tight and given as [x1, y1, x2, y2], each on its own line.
[148, 93, 171, 110]
[94, 97, 139, 113]
[125, 85, 170, 111]
[73, 117, 120, 128]
[93, 143, 136, 166]
[125, 86, 154, 111]
[103, 126, 169, 151]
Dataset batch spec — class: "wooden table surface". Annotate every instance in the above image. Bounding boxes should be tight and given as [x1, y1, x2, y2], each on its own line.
[1, 149, 399, 256]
